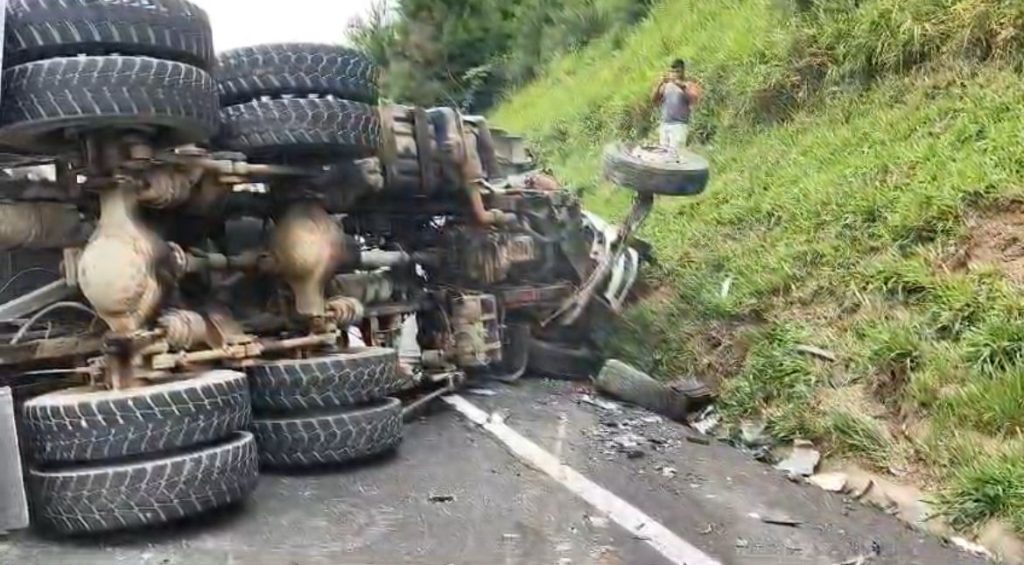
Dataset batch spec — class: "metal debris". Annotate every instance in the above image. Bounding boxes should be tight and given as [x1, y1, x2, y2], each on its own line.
[690, 406, 720, 435]
[759, 513, 803, 528]
[795, 344, 838, 362]
[580, 394, 623, 413]
[775, 440, 821, 478]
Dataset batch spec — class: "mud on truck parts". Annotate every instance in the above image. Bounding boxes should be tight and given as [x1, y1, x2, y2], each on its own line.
[0, 0, 710, 535]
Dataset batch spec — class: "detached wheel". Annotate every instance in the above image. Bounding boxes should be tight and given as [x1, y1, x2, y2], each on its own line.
[253, 398, 402, 469]
[0, 56, 219, 153]
[247, 348, 401, 413]
[528, 338, 601, 381]
[216, 43, 379, 106]
[30, 432, 258, 535]
[4, 0, 215, 69]
[218, 98, 381, 158]
[22, 371, 251, 463]
[603, 143, 710, 196]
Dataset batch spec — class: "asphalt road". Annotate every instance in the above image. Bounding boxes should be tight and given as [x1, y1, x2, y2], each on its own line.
[0, 379, 984, 565]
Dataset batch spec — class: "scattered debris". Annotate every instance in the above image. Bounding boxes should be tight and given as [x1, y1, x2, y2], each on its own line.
[735, 538, 750, 549]
[429, 494, 456, 503]
[690, 406, 720, 435]
[612, 434, 644, 450]
[795, 344, 838, 362]
[720, 276, 734, 299]
[809, 472, 849, 493]
[466, 388, 497, 397]
[951, 537, 994, 558]
[659, 466, 678, 478]
[759, 513, 803, 528]
[774, 440, 821, 478]
[585, 514, 610, 529]
[626, 449, 645, 460]
[580, 394, 623, 413]
[739, 419, 769, 447]
[699, 523, 715, 535]
[685, 435, 711, 446]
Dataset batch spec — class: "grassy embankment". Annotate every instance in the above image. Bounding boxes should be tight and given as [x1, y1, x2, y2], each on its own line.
[493, 0, 1024, 535]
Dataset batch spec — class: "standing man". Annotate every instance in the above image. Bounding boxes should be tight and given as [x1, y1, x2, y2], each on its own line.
[652, 59, 701, 155]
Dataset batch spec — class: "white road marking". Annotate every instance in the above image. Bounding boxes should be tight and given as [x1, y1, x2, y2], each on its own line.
[443, 395, 722, 565]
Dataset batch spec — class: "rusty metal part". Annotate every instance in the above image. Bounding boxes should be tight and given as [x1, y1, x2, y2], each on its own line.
[466, 181, 516, 227]
[0, 202, 83, 250]
[78, 183, 164, 335]
[0, 335, 102, 367]
[460, 231, 537, 285]
[547, 192, 655, 326]
[499, 283, 574, 309]
[137, 167, 201, 209]
[402, 372, 463, 422]
[451, 294, 501, 368]
[272, 201, 347, 317]
[326, 297, 365, 326]
[157, 309, 207, 350]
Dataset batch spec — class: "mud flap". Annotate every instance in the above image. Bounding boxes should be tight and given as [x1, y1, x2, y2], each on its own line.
[0, 387, 30, 532]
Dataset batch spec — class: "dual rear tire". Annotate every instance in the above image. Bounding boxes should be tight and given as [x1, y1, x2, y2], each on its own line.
[21, 371, 258, 535]
[247, 348, 404, 469]
[0, 0, 220, 154]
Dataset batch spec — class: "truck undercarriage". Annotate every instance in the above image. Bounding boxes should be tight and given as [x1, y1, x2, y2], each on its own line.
[0, 0, 707, 536]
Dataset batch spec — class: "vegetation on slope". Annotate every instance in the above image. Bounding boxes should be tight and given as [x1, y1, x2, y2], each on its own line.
[493, 0, 1024, 535]
[349, 0, 656, 110]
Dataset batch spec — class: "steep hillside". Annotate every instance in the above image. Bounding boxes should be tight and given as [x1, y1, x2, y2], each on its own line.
[494, 0, 1024, 537]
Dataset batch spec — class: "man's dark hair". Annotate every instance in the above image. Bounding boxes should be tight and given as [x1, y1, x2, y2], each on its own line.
[671, 59, 686, 73]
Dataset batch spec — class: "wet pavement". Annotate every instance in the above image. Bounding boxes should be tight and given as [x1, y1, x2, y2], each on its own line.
[0, 380, 985, 565]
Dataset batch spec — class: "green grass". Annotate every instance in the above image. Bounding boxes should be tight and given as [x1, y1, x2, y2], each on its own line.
[493, 0, 1024, 536]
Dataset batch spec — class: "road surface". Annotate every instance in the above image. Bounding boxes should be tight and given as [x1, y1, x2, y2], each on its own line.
[0, 379, 983, 565]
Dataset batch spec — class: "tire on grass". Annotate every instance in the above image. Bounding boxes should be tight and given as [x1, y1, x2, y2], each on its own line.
[0, 56, 219, 153]
[253, 398, 402, 469]
[217, 98, 380, 159]
[30, 432, 258, 535]
[603, 143, 710, 196]
[4, 0, 215, 69]
[248, 348, 401, 413]
[216, 43, 379, 106]
[22, 371, 251, 463]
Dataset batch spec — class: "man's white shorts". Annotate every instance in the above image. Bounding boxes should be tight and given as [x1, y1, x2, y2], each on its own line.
[659, 123, 689, 154]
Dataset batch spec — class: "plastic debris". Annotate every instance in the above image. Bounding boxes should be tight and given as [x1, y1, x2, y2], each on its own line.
[951, 537, 994, 558]
[691, 406, 720, 435]
[809, 472, 849, 493]
[775, 440, 821, 478]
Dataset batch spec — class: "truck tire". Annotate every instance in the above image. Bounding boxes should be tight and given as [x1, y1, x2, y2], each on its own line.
[253, 398, 402, 469]
[5, 0, 214, 69]
[29, 432, 258, 535]
[603, 143, 710, 196]
[218, 98, 380, 158]
[216, 43, 379, 106]
[22, 371, 251, 463]
[527, 338, 600, 381]
[248, 348, 400, 413]
[0, 56, 218, 153]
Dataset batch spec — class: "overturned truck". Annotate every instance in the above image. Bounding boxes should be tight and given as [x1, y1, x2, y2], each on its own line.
[0, 0, 708, 536]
